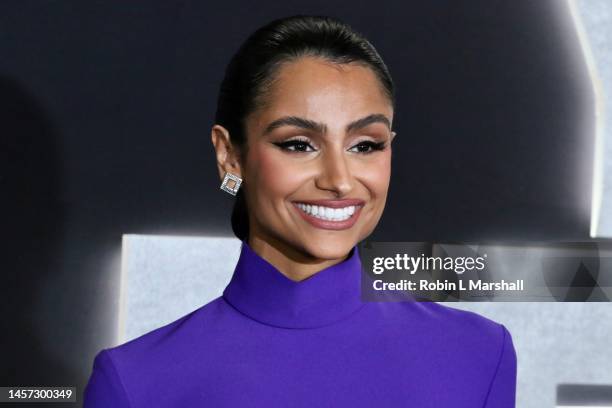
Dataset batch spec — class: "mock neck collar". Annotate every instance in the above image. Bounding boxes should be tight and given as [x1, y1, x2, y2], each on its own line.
[222, 241, 364, 329]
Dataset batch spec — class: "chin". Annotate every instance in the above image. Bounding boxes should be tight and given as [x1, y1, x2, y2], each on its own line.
[299, 235, 357, 261]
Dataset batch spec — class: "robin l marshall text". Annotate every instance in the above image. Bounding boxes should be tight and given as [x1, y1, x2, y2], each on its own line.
[372, 279, 525, 292]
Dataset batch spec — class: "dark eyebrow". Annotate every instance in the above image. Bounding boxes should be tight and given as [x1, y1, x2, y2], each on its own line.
[345, 113, 391, 133]
[263, 116, 327, 135]
[262, 113, 391, 136]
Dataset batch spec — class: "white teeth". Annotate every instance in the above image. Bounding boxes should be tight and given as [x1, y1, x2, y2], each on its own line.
[296, 203, 358, 221]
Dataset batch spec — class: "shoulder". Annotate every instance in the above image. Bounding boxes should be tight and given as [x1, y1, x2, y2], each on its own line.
[105, 296, 231, 363]
[385, 301, 517, 400]
[417, 303, 517, 404]
[413, 302, 516, 381]
[427, 302, 514, 358]
[401, 301, 510, 340]
[376, 300, 515, 368]
[421, 302, 506, 336]
[84, 297, 232, 407]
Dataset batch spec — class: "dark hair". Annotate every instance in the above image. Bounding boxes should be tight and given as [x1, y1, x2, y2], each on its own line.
[215, 15, 395, 242]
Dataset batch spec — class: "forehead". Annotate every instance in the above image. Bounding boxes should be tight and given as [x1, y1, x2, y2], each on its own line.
[247, 57, 393, 133]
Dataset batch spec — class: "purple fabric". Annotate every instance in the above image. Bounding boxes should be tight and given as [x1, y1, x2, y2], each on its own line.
[84, 241, 517, 407]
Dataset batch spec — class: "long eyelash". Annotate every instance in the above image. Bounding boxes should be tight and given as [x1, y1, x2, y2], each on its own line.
[369, 141, 387, 150]
[355, 141, 387, 153]
[272, 140, 315, 152]
[272, 140, 387, 153]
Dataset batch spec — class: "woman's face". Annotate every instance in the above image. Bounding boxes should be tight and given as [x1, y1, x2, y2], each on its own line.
[243, 56, 394, 261]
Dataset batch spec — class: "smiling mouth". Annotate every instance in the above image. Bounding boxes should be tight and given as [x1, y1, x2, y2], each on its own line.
[294, 203, 359, 221]
[291, 200, 365, 230]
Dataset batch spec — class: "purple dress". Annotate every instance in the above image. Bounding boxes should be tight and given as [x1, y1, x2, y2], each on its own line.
[84, 241, 516, 407]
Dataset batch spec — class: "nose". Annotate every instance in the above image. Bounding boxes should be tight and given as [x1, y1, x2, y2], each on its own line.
[315, 147, 354, 197]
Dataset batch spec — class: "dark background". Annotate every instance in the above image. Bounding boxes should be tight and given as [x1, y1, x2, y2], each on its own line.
[0, 1, 594, 405]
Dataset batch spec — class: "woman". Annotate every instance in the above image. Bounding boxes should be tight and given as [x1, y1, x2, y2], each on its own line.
[84, 15, 516, 407]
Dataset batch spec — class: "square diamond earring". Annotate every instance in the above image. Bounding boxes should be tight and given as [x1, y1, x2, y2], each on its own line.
[220, 172, 242, 196]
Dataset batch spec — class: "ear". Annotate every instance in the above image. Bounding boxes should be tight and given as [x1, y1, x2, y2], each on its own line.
[211, 124, 243, 182]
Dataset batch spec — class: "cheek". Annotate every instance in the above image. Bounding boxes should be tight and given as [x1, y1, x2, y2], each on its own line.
[355, 153, 392, 197]
[247, 147, 309, 202]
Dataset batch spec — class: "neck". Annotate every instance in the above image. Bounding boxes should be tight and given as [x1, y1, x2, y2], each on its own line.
[248, 233, 347, 282]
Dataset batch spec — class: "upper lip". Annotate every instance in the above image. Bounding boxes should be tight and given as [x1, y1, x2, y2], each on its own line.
[293, 199, 365, 208]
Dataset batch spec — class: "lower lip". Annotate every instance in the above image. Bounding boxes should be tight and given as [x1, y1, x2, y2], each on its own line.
[292, 203, 363, 230]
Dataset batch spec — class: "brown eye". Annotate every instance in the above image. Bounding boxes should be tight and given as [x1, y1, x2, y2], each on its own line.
[274, 140, 316, 153]
[349, 141, 386, 154]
